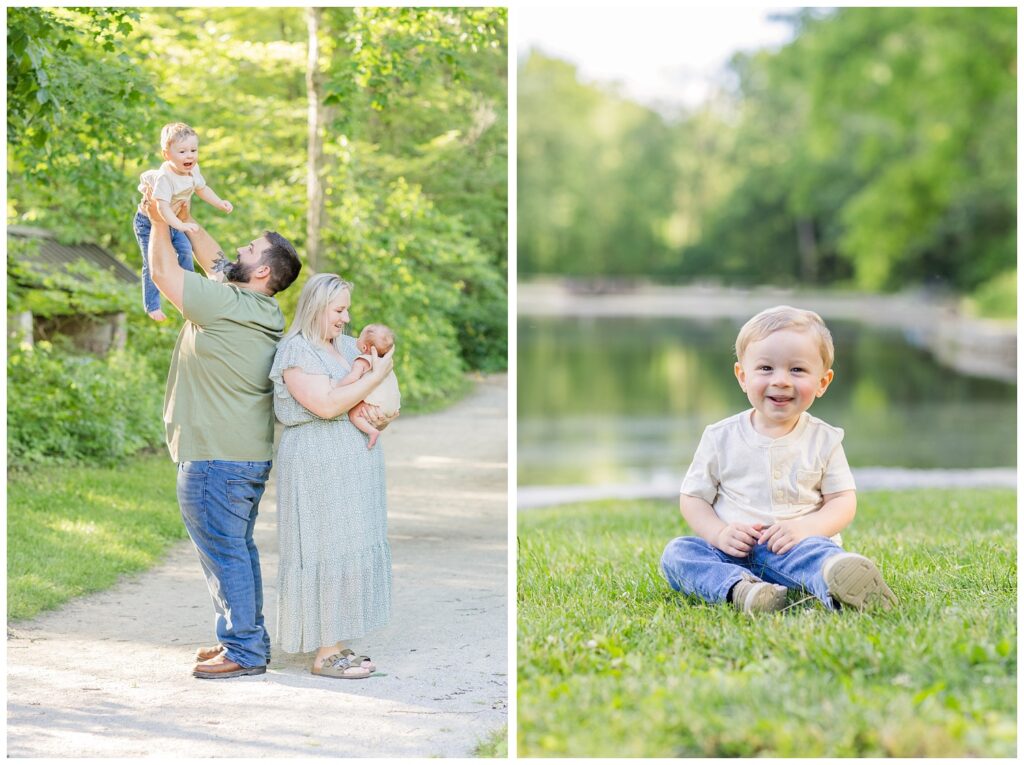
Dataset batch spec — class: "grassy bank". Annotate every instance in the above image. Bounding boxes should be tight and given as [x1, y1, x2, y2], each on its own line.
[8, 453, 184, 621]
[518, 489, 1016, 757]
[473, 725, 508, 757]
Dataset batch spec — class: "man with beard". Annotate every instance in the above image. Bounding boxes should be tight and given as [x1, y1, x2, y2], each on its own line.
[143, 189, 301, 679]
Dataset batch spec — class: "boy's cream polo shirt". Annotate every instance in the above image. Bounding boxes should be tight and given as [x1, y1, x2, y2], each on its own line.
[680, 409, 856, 544]
[139, 161, 207, 207]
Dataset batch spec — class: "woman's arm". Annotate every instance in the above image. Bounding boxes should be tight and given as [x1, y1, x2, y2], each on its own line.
[283, 349, 394, 420]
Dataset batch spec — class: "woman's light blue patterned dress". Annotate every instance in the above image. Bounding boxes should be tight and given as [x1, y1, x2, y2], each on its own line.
[269, 333, 392, 652]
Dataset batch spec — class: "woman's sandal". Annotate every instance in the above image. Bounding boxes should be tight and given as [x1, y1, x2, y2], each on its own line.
[338, 648, 376, 672]
[311, 652, 373, 680]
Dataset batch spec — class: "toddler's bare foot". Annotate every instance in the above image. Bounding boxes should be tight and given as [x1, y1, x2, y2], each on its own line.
[148, 309, 167, 321]
[367, 430, 379, 449]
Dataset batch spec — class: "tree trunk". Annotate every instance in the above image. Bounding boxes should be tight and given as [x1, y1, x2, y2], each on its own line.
[796, 216, 819, 283]
[306, 6, 325, 273]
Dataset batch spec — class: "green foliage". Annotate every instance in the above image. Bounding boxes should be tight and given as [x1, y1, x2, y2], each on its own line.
[320, 172, 480, 407]
[964, 269, 1016, 320]
[320, 7, 508, 371]
[518, 54, 678, 277]
[518, 8, 1016, 298]
[7, 7, 161, 244]
[518, 490, 1016, 756]
[7, 339, 165, 467]
[474, 725, 509, 757]
[8, 454, 183, 621]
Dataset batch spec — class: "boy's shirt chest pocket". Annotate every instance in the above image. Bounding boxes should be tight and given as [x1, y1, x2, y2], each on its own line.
[768, 453, 823, 506]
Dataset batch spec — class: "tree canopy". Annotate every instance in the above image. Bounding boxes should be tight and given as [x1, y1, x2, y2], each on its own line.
[518, 8, 1015, 299]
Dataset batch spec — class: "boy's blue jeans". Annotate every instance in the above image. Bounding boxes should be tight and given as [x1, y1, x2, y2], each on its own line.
[133, 211, 194, 313]
[177, 460, 272, 668]
[660, 535, 846, 610]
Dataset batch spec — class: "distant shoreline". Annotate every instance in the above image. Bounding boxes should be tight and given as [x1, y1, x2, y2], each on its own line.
[518, 280, 1016, 383]
[518, 467, 1017, 510]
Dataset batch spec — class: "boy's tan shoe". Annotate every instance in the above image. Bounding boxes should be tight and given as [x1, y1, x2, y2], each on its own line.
[730, 577, 788, 614]
[822, 552, 897, 611]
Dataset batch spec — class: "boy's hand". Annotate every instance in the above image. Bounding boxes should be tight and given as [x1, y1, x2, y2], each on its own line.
[179, 221, 200, 233]
[219, 200, 233, 214]
[715, 522, 765, 557]
[758, 520, 811, 554]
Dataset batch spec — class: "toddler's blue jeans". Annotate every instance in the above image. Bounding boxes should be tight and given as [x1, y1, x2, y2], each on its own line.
[133, 211, 194, 313]
[177, 460, 273, 668]
[659, 535, 846, 610]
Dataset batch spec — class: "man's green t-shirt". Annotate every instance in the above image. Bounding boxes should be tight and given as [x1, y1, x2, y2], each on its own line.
[164, 271, 285, 462]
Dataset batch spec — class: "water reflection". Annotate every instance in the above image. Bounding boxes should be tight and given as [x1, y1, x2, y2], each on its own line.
[518, 316, 1016, 485]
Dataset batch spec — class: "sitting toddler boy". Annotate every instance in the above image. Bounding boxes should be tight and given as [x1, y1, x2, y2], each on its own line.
[335, 323, 401, 449]
[659, 305, 897, 614]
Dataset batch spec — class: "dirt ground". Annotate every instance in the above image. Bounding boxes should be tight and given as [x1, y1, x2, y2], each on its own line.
[7, 375, 508, 758]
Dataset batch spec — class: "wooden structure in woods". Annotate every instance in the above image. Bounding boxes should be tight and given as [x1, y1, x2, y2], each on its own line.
[7, 226, 139, 354]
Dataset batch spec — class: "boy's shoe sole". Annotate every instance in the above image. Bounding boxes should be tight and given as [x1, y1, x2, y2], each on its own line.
[823, 553, 897, 611]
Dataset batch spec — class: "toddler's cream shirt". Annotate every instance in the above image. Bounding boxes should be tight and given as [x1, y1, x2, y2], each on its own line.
[139, 162, 206, 206]
[680, 409, 856, 545]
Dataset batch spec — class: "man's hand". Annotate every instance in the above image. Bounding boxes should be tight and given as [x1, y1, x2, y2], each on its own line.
[715, 522, 765, 557]
[140, 186, 162, 222]
[757, 520, 812, 555]
[171, 198, 191, 222]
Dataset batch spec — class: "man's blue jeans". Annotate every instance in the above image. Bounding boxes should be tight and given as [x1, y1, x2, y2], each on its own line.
[177, 460, 272, 667]
[133, 211, 194, 313]
[659, 535, 846, 610]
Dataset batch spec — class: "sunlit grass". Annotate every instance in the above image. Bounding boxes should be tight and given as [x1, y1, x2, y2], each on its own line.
[517, 489, 1016, 757]
[8, 454, 185, 621]
[473, 725, 508, 757]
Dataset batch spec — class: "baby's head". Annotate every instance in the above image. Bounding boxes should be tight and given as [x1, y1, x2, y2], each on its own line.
[733, 305, 835, 429]
[357, 324, 395, 357]
[160, 122, 199, 174]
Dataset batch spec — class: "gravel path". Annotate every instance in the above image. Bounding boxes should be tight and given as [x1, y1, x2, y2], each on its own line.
[7, 374, 508, 758]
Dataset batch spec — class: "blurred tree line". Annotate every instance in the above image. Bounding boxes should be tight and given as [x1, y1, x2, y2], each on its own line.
[7, 6, 506, 465]
[518, 7, 1015, 310]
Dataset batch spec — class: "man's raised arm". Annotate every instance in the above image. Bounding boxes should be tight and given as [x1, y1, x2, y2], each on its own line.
[144, 190, 187, 314]
[173, 200, 230, 280]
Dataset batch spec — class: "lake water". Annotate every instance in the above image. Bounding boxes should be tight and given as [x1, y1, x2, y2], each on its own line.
[518, 316, 1017, 486]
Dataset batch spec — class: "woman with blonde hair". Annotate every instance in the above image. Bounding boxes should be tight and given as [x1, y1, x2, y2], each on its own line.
[269, 272, 396, 678]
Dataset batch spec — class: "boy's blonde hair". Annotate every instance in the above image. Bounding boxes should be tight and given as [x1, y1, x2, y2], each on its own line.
[359, 323, 395, 355]
[284, 272, 354, 347]
[160, 122, 198, 151]
[735, 305, 835, 369]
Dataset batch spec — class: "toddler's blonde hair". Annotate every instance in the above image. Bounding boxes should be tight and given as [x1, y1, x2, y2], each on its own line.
[359, 323, 395, 355]
[160, 122, 198, 151]
[735, 305, 835, 369]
